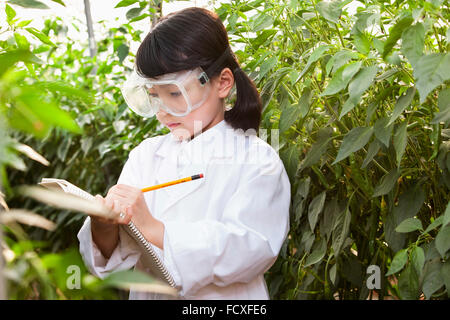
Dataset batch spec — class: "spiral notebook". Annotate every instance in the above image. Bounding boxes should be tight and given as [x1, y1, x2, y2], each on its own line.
[38, 178, 179, 291]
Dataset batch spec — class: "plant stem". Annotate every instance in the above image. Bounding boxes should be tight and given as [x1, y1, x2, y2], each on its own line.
[335, 23, 345, 47]
[432, 25, 444, 53]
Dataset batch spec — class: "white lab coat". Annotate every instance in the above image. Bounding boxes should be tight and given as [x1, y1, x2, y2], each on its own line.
[77, 119, 291, 299]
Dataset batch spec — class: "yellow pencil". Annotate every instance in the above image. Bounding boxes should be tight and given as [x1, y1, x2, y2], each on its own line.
[140, 173, 204, 193]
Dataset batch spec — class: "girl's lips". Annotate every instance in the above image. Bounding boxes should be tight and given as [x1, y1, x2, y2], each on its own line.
[167, 122, 181, 128]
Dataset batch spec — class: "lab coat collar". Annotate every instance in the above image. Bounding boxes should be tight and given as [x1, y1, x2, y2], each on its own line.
[155, 119, 235, 160]
[152, 120, 235, 216]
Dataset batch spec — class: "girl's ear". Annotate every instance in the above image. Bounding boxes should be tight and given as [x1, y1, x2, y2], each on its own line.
[215, 67, 234, 99]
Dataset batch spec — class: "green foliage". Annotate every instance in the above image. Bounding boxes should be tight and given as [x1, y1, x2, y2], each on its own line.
[1, 0, 449, 300]
[217, 0, 449, 299]
[0, 1, 168, 299]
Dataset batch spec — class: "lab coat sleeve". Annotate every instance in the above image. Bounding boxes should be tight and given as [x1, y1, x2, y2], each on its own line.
[77, 148, 142, 279]
[162, 149, 291, 296]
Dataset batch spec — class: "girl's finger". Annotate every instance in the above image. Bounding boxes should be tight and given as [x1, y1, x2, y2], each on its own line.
[94, 194, 105, 204]
[112, 199, 122, 216]
[108, 190, 128, 199]
[120, 211, 132, 225]
[117, 205, 132, 225]
[104, 196, 115, 211]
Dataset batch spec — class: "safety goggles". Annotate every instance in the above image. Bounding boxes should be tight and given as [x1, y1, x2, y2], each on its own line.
[121, 67, 211, 118]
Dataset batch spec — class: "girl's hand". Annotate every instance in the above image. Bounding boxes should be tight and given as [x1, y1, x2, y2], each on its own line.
[91, 193, 132, 226]
[103, 184, 165, 249]
[104, 184, 153, 227]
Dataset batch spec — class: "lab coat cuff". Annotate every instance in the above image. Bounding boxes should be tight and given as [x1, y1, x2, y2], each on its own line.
[77, 217, 140, 279]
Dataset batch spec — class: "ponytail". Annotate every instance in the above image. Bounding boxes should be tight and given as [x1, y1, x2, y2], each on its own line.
[225, 68, 262, 132]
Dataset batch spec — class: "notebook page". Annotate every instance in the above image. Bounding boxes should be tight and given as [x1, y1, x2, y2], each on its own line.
[40, 178, 95, 201]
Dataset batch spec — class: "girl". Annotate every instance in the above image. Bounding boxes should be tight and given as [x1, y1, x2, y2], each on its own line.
[78, 7, 291, 300]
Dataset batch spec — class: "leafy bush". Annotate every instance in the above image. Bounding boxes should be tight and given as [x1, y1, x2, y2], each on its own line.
[1, 1, 167, 299]
[1, 0, 449, 300]
[216, 0, 449, 299]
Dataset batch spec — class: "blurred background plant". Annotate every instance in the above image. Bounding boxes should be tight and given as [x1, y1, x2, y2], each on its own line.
[1, 0, 449, 300]
[0, 0, 172, 299]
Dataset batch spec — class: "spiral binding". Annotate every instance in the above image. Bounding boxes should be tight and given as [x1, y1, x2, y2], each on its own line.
[126, 221, 177, 288]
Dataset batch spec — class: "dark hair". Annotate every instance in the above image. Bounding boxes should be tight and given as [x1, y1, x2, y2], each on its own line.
[135, 7, 262, 132]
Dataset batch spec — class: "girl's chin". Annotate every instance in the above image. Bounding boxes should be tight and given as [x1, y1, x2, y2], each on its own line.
[170, 127, 193, 141]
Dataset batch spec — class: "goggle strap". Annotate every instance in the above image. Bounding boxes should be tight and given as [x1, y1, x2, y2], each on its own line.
[204, 46, 232, 79]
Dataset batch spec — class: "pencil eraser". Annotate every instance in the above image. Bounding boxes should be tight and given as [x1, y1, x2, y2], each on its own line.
[199, 173, 204, 178]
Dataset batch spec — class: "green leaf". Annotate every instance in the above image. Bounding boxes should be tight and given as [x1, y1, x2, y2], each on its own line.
[332, 126, 373, 164]
[279, 103, 296, 133]
[386, 248, 408, 276]
[35, 81, 93, 104]
[431, 88, 450, 124]
[0, 49, 42, 76]
[321, 198, 341, 241]
[81, 137, 93, 156]
[332, 206, 351, 257]
[388, 87, 416, 126]
[7, 0, 49, 9]
[252, 13, 273, 32]
[325, 50, 359, 75]
[129, 13, 150, 23]
[329, 264, 337, 285]
[385, 185, 425, 252]
[372, 168, 400, 197]
[299, 129, 333, 171]
[414, 53, 450, 104]
[316, 0, 347, 24]
[422, 259, 444, 299]
[339, 66, 378, 119]
[374, 117, 394, 147]
[280, 145, 300, 182]
[5, 4, 16, 25]
[383, 16, 414, 59]
[353, 12, 379, 33]
[126, 7, 143, 20]
[353, 30, 371, 55]
[8, 84, 81, 137]
[308, 191, 326, 232]
[117, 43, 129, 64]
[435, 225, 450, 258]
[50, 0, 65, 6]
[298, 87, 313, 118]
[398, 264, 420, 299]
[395, 217, 423, 233]
[304, 238, 327, 267]
[25, 27, 56, 46]
[17, 19, 32, 27]
[14, 32, 30, 50]
[259, 56, 277, 80]
[114, 0, 139, 8]
[393, 121, 408, 167]
[297, 45, 331, 82]
[102, 269, 175, 295]
[321, 61, 362, 96]
[423, 216, 443, 234]
[293, 177, 311, 223]
[361, 139, 381, 169]
[410, 246, 425, 276]
[57, 137, 72, 162]
[401, 23, 425, 67]
[443, 201, 450, 227]
[441, 260, 450, 298]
